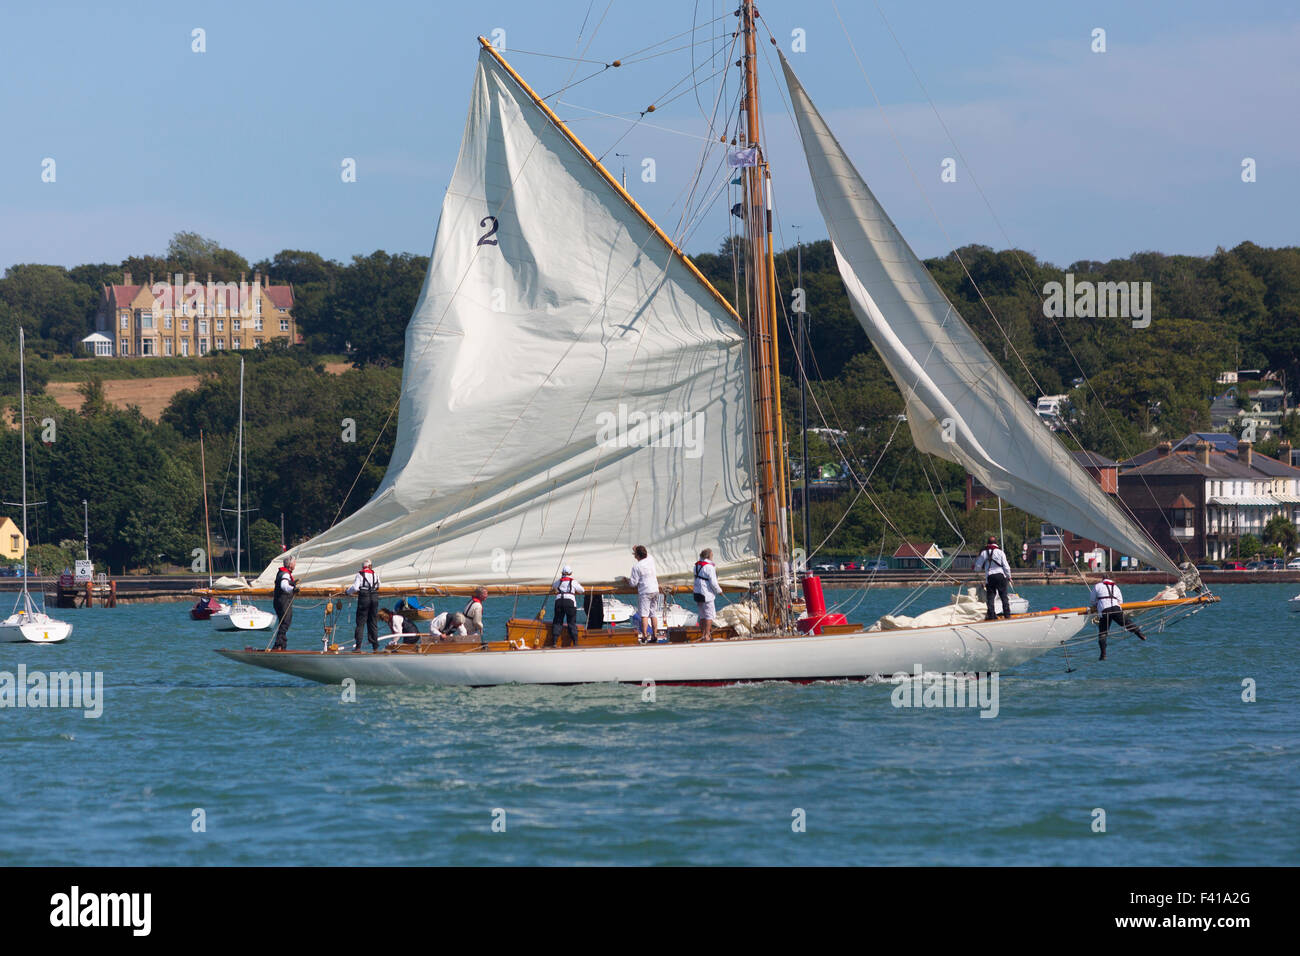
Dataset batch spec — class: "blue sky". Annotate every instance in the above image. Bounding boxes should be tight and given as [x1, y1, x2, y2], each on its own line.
[2, 0, 1296, 273]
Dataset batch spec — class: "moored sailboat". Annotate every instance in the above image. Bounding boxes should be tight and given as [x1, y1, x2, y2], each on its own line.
[218, 8, 1213, 685]
[1, 328, 72, 645]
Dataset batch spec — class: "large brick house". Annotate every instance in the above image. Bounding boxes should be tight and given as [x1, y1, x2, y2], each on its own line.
[91, 271, 297, 357]
[1118, 438, 1300, 562]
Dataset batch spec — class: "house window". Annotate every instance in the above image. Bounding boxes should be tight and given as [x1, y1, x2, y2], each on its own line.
[197, 301, 205, 316]
[10, 535, 17, 551]
[216, 299, 225, 315]
[181, 318, 190, 332]
[215, 338, 225, 350]
[198, 320, 209, 335]
[232, 319, 241, 332]
[279, 318, 289, 332]
[253, 318, 263, 331]
[198, 339, 209, 355]
[255, 298, 262, 315]
[140, 310, 153, 329]
[254, 337, 263, 348]
[141, 339, 154, 356]
[120, 314, 129, 330]
[232, 337, 241, 350]
[163, 339, 173, 356]
[216, 319, 224, 332]
[180, 339, 190, 356]
[119, 339, 129, 355]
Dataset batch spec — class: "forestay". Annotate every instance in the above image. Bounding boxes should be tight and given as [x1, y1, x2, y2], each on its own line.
[780, 55, 1180, 576]
[257, 48, 757, 590]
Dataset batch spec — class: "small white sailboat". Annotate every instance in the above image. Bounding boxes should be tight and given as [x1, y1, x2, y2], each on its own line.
[211, 359, 273, 633]
[1289, 593, 1300, 613]
[1, 328, 72, 645]
[217, 12, 1213, 685]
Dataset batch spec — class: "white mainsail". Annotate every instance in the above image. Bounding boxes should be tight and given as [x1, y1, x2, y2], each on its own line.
[257, 48, 757, 590]
[780, 54, 1181, 576]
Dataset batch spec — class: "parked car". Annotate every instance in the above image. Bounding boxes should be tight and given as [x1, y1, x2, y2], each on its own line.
[1195, 563, 1218, 571]
[1221, 562, 1247, 570]
[812, 562, 839, 572]
[1287, 559, 1300, 570]
[1262, 559, 1284, 570]
[859, 558, 890, 572]
[1245, 562, 1268, 571]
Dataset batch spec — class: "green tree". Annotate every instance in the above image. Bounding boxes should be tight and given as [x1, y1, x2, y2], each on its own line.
[1264, 516, 1298, 555]
[248, 518, 283, 568]
[1237, 534, 1261, 560]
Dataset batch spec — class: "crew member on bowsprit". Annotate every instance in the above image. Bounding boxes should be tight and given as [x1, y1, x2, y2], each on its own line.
[973, 536, 1012, 620]
[1089, 577, 1146, 661]
[271, 556, 298, 650]
[545, 566, 584, 648]
[346, 558, 381, 652]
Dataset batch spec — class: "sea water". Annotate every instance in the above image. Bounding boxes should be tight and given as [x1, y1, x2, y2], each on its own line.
[0, 583, 1295, 865]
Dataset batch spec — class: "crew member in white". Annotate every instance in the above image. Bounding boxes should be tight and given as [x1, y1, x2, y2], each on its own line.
[973, 536, 1013, 620]
[346, 558, 381, 652]
[1089, 577, 1146, 661]
[430, 611, 468, 641]
[693, 548, 724, 641]
[545, 566, 584, 648]
[627, 544, 660, 643]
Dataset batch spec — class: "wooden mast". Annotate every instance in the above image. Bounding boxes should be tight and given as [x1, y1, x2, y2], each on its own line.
[740, 0, 789, 625]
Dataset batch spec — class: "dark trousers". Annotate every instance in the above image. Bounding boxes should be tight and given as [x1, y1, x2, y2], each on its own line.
[985, 573, 1011, 618]
[272, 595, 293, 649]
[1098, 607, 1144, 656]
[354, 591, 379, 649]
[546, 600, 578, 647]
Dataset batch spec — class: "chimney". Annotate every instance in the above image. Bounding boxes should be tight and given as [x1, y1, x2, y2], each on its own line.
[1157, 441, 1172, 458]
[1238, 439, 1253, 468]
[253, 270, 262, 287]
[1195, 440, 1211, 467]
[1278, 439, 1291, 461]
[123, 271, 133, 286]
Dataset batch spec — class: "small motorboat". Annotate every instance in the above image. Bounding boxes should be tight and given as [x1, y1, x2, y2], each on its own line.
[190, 596, 230, 621]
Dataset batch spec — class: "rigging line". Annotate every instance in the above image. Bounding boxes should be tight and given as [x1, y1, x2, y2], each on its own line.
[594, 62, 733, 164]
[621, 36, 734, 66]
[828, 0, 1176, 584]
[865, 1, 1198, 574]
[506, 48, 609, 65]
[615, 11, 733, 62]
[541, 64, 614, 101]
[556, 100, 727, 143]
[554, 0, 615, 102]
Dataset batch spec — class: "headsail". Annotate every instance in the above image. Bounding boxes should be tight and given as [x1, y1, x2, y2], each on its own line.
[257, 46, 758, 589]
[780, 55, 1180, 576]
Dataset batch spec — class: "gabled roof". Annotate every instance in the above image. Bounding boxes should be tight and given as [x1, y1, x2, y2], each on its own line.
[107, 284, 143, 308]
[264, 285, 293, 309]
[1124, 433, 1243, 469]
[1121, 451, 1259, 480]
[893, 541, 942, 559]
[1169, 494, 1196, 509]
[81, 332, 112, 343]
[1227, 451, 1300, 477]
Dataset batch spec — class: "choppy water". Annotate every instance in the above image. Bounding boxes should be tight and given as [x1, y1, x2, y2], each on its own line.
[1, 583, 1295, 865]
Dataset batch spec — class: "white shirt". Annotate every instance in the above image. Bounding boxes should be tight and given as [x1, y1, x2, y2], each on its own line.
[1091, 580, 1123, 613]
[277, 568, 296, 594]
[693, 560, 722, 598]
[553, 575, 584, 603]
[390, 612, 407, 635]
[629, 555, 659, 594]
[346, 567, 380, 594]
[430, 612, 467, 638]
[974, 546, 1011, 580]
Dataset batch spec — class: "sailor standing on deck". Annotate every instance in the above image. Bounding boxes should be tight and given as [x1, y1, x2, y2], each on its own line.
[693, 549, 724, 641]
[545, 566, 584, 648]
[974, 536, 1013, 620]
[462, 586, 488, 643]
[1089, 577, 1146, 661]
[270, 556, 298, 650]
[628, 545, 660, 643]
[346, 559, 381, 652]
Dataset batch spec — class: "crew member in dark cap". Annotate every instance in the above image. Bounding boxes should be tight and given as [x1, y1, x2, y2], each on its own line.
[973, 535, 1012, 620]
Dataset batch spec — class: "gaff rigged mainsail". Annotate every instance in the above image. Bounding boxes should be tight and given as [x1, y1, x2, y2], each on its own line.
[780, 54, 1181, 576]
[256, 46, 759, 590]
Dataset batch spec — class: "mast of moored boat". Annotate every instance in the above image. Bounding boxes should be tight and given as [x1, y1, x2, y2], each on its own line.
[17, 327, 31, 611]
[740, 0, 790, 626]
[200, 429, 214, 590]
[236, 357, 244, 582]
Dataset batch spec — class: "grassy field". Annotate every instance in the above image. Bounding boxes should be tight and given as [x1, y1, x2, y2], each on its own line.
[33, 353, 350, 382]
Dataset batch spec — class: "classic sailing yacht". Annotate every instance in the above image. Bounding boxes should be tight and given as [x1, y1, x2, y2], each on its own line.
[1, 328, 72, 644]
[218, 7, 1213, 685]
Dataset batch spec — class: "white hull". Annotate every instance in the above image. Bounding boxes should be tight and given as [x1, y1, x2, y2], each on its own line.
[213, 604, 276, 632]
[0, 612, 72, 644]
[217, 611, 1090, 686]
[1290, 595, 1300, 613]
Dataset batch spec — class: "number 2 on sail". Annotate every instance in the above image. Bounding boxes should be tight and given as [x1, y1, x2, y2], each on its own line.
[477, 215, 499, 246]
